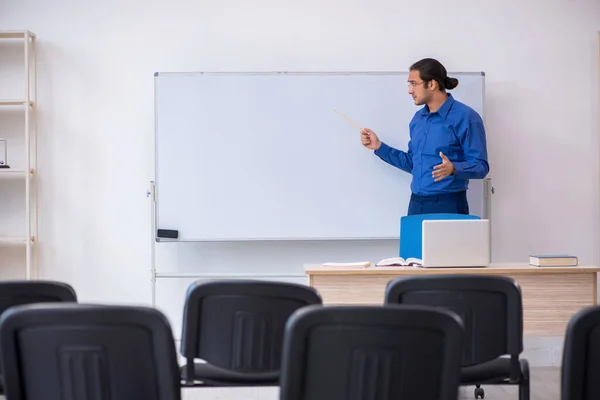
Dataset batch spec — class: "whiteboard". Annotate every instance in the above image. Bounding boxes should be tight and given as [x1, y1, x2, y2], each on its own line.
[154, 72, 488, 241]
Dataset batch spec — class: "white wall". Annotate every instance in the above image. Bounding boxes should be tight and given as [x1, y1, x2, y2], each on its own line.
[0, 1, 599, 337]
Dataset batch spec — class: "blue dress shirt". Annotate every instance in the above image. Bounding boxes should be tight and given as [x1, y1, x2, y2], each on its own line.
[374, 93, 489, 196]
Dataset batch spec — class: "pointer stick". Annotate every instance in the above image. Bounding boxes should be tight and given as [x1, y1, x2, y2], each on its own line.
[333, 109, 364, 131]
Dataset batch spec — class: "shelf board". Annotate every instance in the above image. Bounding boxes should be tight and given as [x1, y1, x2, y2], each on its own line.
[0, 237, 32, 245]
[0, 169, 32, 177]
[0, 31, 35, 39]
[0, 99, 34, 107]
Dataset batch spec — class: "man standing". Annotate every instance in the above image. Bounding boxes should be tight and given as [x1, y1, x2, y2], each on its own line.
[361, 58, 489, 215]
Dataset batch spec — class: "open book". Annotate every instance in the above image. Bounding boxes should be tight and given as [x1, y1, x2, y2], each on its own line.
[376, 257, 422, 267]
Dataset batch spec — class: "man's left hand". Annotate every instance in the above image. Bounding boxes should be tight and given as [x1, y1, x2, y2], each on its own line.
[432, 152, 455, 182]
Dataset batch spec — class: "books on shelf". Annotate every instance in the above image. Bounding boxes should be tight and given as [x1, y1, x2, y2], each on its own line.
[376, 257, 422, 267]
[529, 255, 578, 267]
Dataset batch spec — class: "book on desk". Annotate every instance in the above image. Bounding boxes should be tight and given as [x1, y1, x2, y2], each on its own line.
[529, 255, 578, 267]
[375, 257, 422, 266]
[321, 261, 372, 268]
[321, 257, 423, 268]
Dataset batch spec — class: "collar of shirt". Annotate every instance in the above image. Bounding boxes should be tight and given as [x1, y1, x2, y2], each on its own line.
[420, 93, 455, 120]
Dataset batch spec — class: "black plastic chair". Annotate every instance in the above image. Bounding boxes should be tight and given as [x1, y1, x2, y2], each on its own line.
[0, 280, 77, 311]
[0, 303, 181, 400]
[0, 280, 77, 393]
[384, 274, 529, 400]
[180, 279, 322, 386]
[278, 304, 464, 400]
[561, 305, 600, 399]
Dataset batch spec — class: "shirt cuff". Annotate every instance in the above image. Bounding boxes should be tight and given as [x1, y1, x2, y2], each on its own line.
[374, 141, 390, 156]
[452, 161, 466, 178]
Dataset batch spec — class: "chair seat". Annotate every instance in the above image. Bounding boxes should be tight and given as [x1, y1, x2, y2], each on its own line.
[180, 361, 279, 386]
[461, 358, 513, 384]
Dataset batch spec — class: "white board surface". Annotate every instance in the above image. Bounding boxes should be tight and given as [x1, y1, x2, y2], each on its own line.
[154, 72, 487, 241]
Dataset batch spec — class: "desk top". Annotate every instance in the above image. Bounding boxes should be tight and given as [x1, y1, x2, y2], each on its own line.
[304, 262, 600, 276]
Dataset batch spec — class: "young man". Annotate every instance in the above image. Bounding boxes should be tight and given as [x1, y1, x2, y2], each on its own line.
[361, 58, 489, 215]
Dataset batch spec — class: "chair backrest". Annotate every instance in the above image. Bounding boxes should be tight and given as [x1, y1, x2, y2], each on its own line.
[561, 306, 600, 400]
[0, 280, 78, 384]
[399, 213, 480, 259]
[384, 274, 523, 366]
[0, 303, 181, 400]
[0, 280, 77, 314]
[278, 304, 464, 400]
[180, 279, 322, 372]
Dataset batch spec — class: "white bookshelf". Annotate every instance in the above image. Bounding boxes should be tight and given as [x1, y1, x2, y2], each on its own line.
[0, 30, 38, 280]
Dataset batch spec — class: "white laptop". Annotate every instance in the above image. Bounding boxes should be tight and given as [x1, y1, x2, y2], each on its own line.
[421, 219, 490, 268]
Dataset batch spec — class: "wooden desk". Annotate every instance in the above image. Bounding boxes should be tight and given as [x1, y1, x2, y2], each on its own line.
[304, 263, 599, 336]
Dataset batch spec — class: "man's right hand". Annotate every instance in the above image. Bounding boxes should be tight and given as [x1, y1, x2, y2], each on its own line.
[361, 128, 381, 151]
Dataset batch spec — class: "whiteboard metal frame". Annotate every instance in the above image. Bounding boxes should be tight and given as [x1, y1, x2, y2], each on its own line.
[149, 70, 494, 305]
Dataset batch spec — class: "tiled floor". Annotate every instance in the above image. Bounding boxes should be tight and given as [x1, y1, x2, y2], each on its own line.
[181, 367, 560, 400]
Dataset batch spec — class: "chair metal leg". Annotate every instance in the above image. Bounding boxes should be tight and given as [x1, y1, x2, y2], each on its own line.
[474, 385, 485, 399]
[519, 359, 530, 400]
[183, 358, 195, 386]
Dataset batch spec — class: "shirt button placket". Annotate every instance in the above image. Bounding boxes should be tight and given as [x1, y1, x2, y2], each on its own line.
[417, 117, 432, 194]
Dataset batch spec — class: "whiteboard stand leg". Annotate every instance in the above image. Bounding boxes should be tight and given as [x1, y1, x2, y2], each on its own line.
[148, 181, 157, 307]
[483, 177, 493, 220]
[484, 177, 494, 261]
